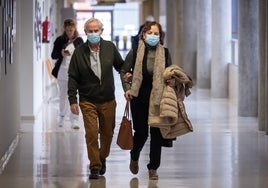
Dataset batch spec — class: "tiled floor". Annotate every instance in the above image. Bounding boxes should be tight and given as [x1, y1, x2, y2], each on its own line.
[0, 73, 268, 188]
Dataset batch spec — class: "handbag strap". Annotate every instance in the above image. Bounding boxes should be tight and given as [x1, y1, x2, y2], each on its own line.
[124, 101, 131, 119]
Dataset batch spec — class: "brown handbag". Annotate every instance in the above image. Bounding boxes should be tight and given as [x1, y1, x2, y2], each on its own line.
[116, 101, 133, 150]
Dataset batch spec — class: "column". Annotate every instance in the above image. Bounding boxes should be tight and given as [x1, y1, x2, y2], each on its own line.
[238, 0, 258, 116]
[258, 0, 268, 133]
[181, 0, 197, 80]
[196, 0, 211, 89]
[166, 0, 183, 67]
[211, 0, 231, 98]
[142, 0, 154, 21]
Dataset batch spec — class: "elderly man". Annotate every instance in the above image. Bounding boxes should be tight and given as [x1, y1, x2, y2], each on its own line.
[68, 18, 124, 179]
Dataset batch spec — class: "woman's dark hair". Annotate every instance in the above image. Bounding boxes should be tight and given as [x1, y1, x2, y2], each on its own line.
[62, 18, 79, 39]
[139, 21, 164, 45]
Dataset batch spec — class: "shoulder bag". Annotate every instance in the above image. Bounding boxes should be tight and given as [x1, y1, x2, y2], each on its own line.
[116, 101, 133, 150]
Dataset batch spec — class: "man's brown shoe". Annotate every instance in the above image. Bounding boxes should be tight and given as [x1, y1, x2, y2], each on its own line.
[148, 169, 158, 180]
[129, 159, 139, 174]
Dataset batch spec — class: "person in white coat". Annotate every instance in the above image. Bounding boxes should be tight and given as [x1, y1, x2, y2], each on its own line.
[51, 19, 84, 129]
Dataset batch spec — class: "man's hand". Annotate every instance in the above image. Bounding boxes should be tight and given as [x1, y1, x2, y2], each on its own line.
[70, 104, 79, 115]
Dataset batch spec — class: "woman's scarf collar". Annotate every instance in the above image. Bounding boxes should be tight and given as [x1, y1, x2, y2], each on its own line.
[130, 40, 166, 105]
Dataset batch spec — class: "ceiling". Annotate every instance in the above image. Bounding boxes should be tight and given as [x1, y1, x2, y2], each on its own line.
[66, 0, 143, 5]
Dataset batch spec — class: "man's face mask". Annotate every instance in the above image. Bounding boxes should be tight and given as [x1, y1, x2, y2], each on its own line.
[87, 33, 100, 44]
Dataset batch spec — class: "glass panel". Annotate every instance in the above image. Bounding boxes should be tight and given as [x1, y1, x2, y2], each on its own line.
[94, 11, 112, 41]
[76, 11, 93, 41]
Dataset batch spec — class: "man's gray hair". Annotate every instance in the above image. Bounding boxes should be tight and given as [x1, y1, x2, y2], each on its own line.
[84, 18, 104, 30]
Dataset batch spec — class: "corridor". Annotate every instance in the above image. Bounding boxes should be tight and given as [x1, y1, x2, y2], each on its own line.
[0, 73, 267, 188]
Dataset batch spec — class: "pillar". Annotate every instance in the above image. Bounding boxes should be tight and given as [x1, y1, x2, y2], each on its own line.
[166, 0, 183, 67]
[238, 0, 258, 116]
[258, 0, 268, 133]
[159, 0, 166, 42]
[196, 0, 211, 89]
[211, 0, 231, 98]
[142, 0, 155, 22]
[181, 0, 197, 80]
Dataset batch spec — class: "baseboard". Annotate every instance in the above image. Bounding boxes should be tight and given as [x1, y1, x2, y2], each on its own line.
[20, 103, 43, 121]
[21, 116, 35, 121]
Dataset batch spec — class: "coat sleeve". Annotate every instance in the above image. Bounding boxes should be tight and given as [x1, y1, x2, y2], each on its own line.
[51, 37, 63, 60]
[68, 49, 80, 105]
[112, 43, 124, 73]
[120, 49, 134, 92]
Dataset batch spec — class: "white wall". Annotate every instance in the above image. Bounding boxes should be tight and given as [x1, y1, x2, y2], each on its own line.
[19, 0, 48, 119]
[0, 0, 21, 169]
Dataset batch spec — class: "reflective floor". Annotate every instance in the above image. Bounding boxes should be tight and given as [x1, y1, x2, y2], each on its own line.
[1, 73, 268, 188]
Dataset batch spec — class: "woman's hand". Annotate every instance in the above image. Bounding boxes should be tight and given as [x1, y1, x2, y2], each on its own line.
[124, 90, 133, 101]
[166, 78, 176, 87]
[61, 49, 70, 57]
[124, 72, 133, 83]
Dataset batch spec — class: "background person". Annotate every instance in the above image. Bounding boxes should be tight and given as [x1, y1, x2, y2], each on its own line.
[68, 18, 124, 179]
[51, 18, 84, 129]
[131, 15, 154, 49]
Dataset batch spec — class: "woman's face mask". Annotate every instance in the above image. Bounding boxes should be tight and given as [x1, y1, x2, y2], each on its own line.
[144, 34, 160, 46]
[87, 33, 100, 44]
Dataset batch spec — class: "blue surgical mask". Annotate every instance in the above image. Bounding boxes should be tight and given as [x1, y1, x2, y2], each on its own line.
[145, 34, 160, 46]
[87, 33, 100, 44]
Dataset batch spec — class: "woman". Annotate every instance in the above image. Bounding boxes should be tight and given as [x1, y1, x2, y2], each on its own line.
[51, 18, 84, 129]
[120, 21, 175, 180]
